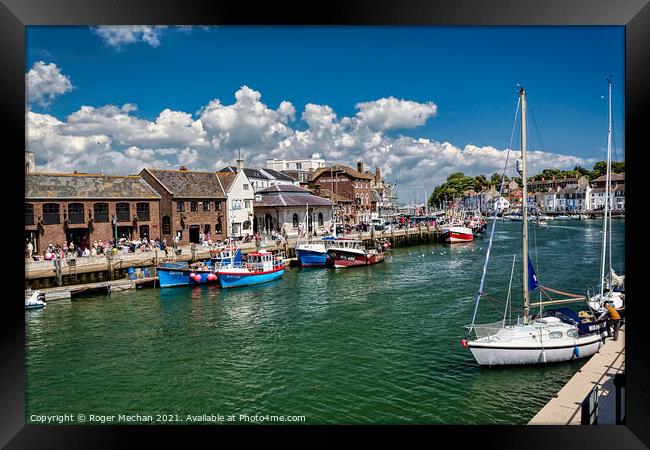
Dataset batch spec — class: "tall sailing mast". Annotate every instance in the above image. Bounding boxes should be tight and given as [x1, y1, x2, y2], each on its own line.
[599, 79, 613, 298]
[519, 86, 530, 324]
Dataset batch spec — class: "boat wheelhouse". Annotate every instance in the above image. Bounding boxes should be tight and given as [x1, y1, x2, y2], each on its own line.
[216, 250, 285, 288]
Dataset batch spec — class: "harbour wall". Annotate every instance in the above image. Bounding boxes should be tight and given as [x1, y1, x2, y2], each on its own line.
[25, 224, 445, 289]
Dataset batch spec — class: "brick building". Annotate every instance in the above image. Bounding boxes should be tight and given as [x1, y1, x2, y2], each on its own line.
[25, 173, 161, 255]
[309, 162, 373, 224]
[139, 168, 228, 245]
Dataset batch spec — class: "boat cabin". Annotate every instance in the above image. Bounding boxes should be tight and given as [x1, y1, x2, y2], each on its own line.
[246, 251, 284, 272]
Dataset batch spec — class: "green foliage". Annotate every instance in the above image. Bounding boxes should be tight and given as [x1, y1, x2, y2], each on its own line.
[428, 172, 480, 206]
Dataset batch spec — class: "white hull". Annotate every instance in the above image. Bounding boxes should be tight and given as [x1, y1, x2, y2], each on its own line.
[469, 334, 604, 365]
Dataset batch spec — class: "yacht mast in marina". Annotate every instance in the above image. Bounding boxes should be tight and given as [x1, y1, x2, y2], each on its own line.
[519, 86, 530, 324]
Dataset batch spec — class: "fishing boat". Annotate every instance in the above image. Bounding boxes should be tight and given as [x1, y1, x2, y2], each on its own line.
[587, 79, 625, 316]
[441, 225, 474, 243]
[325, 239, 385, 268]
[462, 86, 607, 366]
[25, 289, 46, 310]
[295, 204, 330, 267]
[156, 261, 217, 288]
[216, 250, 285, 288]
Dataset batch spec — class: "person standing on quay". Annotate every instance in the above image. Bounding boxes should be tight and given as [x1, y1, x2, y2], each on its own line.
[26, 240, 33, 259]
[598, 300, 622, 341]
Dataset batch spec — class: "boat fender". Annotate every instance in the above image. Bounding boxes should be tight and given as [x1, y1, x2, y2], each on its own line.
[461, 339, 469, 348]
[573, 346, 580, 358]
[189, 272, 196, 278]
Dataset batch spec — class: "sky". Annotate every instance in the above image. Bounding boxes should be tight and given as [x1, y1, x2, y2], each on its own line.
[25, 26, 624, 202]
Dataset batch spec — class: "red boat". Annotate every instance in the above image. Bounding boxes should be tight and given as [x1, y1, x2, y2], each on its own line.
[325, 239, 385, 268]
[441, 225, 474, 243]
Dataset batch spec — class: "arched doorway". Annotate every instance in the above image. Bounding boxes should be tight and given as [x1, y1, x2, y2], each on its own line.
[264, 214, 273, 233]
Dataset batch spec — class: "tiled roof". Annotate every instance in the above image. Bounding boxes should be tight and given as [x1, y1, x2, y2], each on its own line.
[215, 172, 237, 192]
[309, 164, 373, 181]
[218, 166, 273, 181]
[26, 173, 160, 200]
[592, 173, 625, 183]
[254, 184, 333, 208]
[260, 168, 296, 182]
[143, 169, 226, 198]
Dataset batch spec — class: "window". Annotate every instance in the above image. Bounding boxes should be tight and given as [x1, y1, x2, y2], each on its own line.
[216, 218, 222, 234]
[203, 201, 210, 211]
[116, 202, 130, 222]
[42, 203, 60, 224]
[245, 200, 252, 209]
[177, 201, 185, 212]
[318, 212, 324, 226]
[94, 203, 109, 222]
[162, 215, 171, 234]
[25, 203, 34, 225]
[191, 201, 198, 212]
[68, 203, 84, 224]
[293, 213, 299, 228]
[296, 162, 302, 169]
[204, 224, 211, 234]
[243, 184, 249, 191]
[136, 202, 150, 221]
[233, 200, 241, 210]
[549, 331, 563, 339]
[216, 201, 222, 211]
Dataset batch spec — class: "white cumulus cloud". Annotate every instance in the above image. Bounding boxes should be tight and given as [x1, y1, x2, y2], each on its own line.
[93, 26, 167, 48]
[26, 61, 73, 107]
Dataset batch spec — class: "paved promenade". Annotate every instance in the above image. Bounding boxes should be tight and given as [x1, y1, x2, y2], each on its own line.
[529, 326, 625, 425]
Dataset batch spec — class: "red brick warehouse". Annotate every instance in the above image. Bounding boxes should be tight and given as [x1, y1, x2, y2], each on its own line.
[25, 173, 161, 254]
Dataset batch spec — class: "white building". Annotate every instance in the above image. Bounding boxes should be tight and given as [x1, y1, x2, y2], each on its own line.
[215, 170, 255, 238]
[253, 184, 333, 237]
[266, 151, 326, 173]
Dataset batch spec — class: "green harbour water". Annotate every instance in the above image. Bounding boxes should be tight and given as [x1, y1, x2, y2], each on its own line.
[26, 219, 625, 425]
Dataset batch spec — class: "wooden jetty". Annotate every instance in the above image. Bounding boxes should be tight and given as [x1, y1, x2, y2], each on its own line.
[528, 326, 625, 425]
[38, 277, 158, 301]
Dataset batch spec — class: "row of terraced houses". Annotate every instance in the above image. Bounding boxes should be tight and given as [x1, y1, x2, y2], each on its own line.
[25, 151, 396, 255]
[458, 174, 625, 213]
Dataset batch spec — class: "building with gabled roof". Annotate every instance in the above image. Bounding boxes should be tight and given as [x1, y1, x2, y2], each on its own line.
[25, 172, 161, 256]
[139, 167, 228, 244]
[253, 184, 333, 237]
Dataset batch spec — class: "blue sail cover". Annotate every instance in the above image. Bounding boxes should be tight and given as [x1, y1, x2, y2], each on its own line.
[528, 256, 540, 291]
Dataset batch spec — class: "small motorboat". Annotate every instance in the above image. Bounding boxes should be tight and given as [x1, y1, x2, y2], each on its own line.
[537, 220, 548, 227]
[25, 289, 46, 310]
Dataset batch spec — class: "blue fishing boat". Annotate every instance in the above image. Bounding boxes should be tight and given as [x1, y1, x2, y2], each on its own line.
[216, 250, 285, 288]
[157, 261, 216, 288]
[209, 245, 243, 269]
[294, 205, 330, 267]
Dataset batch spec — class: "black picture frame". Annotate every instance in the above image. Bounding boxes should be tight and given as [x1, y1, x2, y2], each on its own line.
[3, 0, 648, 447]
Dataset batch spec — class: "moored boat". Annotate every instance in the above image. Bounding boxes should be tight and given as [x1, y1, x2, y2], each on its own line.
[157, 261, 217, 288]
[25, 289, 46, 310]
[325, 239, 385, 268]
[216, 250, 285, 288]
[296, 240, 330, 267]
[463, 86, 606, 366]
[442, 225, 474, 243]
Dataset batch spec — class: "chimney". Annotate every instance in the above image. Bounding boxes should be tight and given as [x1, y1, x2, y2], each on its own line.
[179, 165, 188, 171]
[375, 166, 381, 184]
[357, 160, 364, 173]
[236, 148, 244, 169]
[25, 151, 35, 174]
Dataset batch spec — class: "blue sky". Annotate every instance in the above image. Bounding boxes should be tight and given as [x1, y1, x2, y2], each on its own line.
[26, 26, 624, 199]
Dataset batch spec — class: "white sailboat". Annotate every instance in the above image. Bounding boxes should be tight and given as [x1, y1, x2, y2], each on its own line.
[463, 86, 606, 366]
[587, 79, 625, 314]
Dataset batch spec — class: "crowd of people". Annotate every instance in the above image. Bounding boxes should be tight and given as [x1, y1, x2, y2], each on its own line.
[25, 236, 175, 261]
